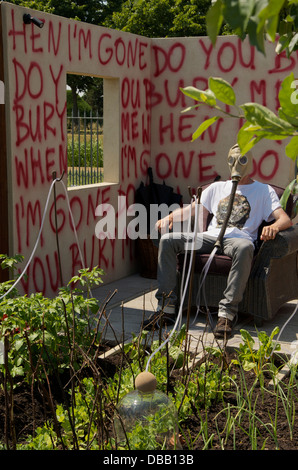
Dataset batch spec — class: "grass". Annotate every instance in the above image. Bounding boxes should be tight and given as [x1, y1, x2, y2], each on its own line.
[67, 132, 104, 186]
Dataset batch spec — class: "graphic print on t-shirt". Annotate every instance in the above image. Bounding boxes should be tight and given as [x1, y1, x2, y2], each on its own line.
[215, 194, 251, 229]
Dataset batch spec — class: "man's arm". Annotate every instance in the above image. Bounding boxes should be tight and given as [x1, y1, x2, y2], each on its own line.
[260, 207, 292, 241]
[155, 202, 193, 232]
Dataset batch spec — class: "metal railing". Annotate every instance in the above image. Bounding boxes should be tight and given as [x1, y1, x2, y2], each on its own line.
[67, 110, 104, 186]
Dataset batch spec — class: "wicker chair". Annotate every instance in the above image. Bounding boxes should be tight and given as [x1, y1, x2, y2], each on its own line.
[176, 184, 298, 326]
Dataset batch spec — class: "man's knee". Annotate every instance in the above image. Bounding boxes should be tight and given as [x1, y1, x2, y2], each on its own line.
[235, 239, 254, 260]
[159, 232, 185, 253]
[159, 232, 173, 250]
[225, 238, 254, 260]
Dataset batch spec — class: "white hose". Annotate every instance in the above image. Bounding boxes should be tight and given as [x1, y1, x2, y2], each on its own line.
[0, 177, 86, 301]
[146, 194, 201, 372]
[60, 179, 86, 271]
[267, 300, 298, 359]
[193, 245, 218, 327]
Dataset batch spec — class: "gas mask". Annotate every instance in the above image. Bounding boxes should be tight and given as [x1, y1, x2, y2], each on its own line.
[227, 144, 253, 181]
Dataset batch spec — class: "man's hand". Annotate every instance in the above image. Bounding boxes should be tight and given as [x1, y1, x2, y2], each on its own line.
[155, 214, 173, 233]
[260, 225, 280, 241]
[260, 207, 292, 242]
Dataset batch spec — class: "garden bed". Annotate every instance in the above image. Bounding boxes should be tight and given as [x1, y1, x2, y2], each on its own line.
[181, 354, 298, 450]
[0, 262, 297, 451]
[1, 340, 297, 451]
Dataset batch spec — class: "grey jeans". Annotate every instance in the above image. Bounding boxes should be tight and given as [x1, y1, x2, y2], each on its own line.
[155, 232, 254, 320]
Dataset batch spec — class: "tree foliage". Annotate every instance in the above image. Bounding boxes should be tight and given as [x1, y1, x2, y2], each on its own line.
[206, 0, 298, 57]
[181, 74, 298, 161]
[104, 0, 213, 38]
[6, 0, 124, 24]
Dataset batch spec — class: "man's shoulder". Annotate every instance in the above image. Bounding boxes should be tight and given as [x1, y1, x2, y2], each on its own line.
[202, 180, 229, 195]
[253, 180, 276, 193]
[246, 180, 272, 191]
[206, 180, 231, 189]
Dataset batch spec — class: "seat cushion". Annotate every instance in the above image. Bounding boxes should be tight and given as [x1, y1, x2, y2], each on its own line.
[177, 252, 232, 275]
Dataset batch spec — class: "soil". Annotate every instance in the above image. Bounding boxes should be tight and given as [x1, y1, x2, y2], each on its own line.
[1, 347, 298, 451]
[184, 369, 298, 451]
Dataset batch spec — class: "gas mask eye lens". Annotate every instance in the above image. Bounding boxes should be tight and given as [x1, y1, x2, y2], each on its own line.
[239, 155, 248, 165]
[228, 156, 235, 165]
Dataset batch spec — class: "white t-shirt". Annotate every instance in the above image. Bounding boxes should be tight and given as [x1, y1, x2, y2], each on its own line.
[201, 180, 281, 242]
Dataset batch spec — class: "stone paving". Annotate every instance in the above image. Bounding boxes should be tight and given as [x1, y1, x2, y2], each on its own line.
[92, 273, 298, 359]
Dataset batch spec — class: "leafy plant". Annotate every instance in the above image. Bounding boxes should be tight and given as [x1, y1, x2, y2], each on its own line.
[232, 327, 281, 377]
[0, 254, 25, 298]
[68, 265, 104, 296]
[67, 136, 103, 168]
[181, 2, 298, 211]
[181, 72, 298, 160]
[180, 72, 298, 217]
[17, 377, 107, 450]
[0, 265, 104, 382]
[280, 175, 298, 218]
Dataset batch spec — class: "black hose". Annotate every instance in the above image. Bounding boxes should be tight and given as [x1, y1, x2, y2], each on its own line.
[214, 179, 239, 252]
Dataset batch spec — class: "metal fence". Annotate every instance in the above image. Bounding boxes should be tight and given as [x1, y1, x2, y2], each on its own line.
[67, 110, 104, 187]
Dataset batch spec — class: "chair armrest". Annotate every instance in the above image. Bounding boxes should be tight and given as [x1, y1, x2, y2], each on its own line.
[254, 224, 298, 266]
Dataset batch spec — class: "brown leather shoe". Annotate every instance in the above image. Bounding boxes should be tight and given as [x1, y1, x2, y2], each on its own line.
[214, 317, 233, 339]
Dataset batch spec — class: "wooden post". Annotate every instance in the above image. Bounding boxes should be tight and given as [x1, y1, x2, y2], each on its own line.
[0, 5, 9, 282]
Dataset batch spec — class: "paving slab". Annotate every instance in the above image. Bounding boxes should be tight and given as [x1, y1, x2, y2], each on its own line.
[91, 274, 298, 359]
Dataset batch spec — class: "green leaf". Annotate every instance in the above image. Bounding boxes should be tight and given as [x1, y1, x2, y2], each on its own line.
[280, 180, 294, 211]
[266, 12, 279, 41]
[278, 73, 298, 123]
[247, 17, 265, 53]
[246, 0, 270, 55]
[208, 77, 236, 105]
[237, 122, 263, 153]
[257, 0, 285, 40]
[223, 0, 256, 32]
[14, 339, 24, 351]
[237, 121, 257, 144]
[242, 360, 256, 372]
[11, 365, 24, 377]
[168, 345, 184, 368]
[180, 86, 217, 107]
[240, 328, 255, 347]
[281, 176, 298, 217]
[279, 109, 298, 127]
[288, 32, 298, 53]
[270, 325, 280, 340]
[43, 330, 55, 347]
[206, 0, 224, 46]
[275, 34, 291, 54]
[180, 103, 202, 114]
[192, 116, 220, 141]
[285, 136, 298, 161]
[240, 102, 295, 135]
[28, 331, 39, 342]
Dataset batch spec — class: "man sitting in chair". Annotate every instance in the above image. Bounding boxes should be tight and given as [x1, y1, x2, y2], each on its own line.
[143, 144, 292, 339]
